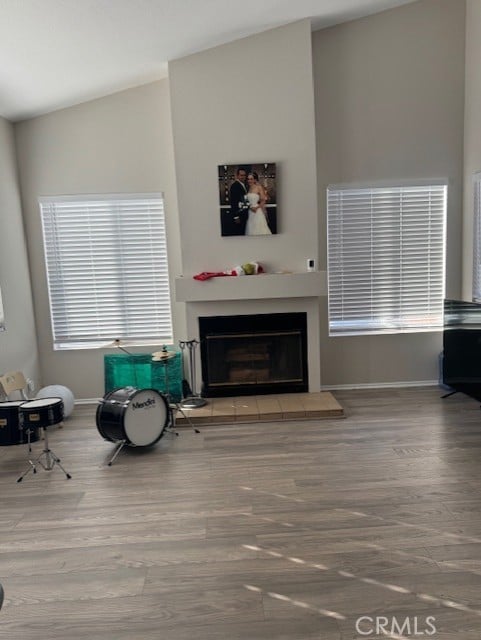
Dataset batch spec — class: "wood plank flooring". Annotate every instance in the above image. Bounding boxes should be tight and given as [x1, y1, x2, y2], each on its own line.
[1, 387, 481, 638]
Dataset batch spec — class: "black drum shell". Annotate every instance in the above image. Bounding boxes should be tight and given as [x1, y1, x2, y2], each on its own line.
[0, 402, 40, 446]
[19, 398, 64, 429]
[96, 387, 169, 447]
[96, 393, 127, 443]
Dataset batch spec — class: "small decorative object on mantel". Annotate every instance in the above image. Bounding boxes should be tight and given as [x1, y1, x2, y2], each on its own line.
[218, 163, 277, 236]
[193, 262, 264, 281]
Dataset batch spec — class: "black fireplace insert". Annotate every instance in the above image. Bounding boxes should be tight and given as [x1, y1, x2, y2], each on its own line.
[199, 312, 308, 397]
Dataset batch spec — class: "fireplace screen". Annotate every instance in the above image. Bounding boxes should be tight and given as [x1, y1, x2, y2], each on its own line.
[199, 313, 308, 397]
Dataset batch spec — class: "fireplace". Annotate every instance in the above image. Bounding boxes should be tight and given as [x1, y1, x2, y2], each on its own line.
[199, 312, 308, 397]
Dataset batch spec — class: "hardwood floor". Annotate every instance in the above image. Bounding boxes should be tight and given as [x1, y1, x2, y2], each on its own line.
[1, 387, 481, 638]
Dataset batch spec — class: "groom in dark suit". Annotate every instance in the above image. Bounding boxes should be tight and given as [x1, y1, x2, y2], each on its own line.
[228, 167, 248, 235]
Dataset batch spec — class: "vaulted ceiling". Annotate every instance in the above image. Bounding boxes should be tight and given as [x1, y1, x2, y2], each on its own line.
[0, 0, 416, 121]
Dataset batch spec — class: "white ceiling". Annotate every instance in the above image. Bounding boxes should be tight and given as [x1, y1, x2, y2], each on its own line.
[0, 0, 415, 122]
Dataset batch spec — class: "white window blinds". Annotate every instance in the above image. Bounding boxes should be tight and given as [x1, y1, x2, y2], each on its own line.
[473, 172, 481, 302]
[327, 183, 447, 336]
[39, 194, 173, 350]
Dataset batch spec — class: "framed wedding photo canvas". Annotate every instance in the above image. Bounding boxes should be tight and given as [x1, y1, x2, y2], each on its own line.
[218, 163, 277, 237]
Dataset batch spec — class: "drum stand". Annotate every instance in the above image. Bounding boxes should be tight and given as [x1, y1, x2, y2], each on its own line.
[107, 440, 128, 466]
[17, 426, 72, 482]
[167, 403, 200, 436]
[157, 355, 200, 435]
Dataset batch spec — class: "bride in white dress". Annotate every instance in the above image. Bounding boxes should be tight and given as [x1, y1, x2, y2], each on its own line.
[245, 172, 272, 236]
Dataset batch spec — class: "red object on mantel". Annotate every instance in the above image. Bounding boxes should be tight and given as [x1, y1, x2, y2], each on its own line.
[193, 271, 233, 281]
[193, 262, 264, 281]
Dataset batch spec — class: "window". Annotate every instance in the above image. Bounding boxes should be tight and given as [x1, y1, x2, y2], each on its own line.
[39, 193, 172, 350]
[473, 172, 481, 302]
[327, 183, 447, 336]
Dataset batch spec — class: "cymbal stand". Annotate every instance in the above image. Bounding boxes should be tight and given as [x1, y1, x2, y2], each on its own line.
[179, 340, 207, 409]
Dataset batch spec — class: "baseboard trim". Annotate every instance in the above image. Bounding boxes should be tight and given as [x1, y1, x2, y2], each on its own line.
[321, 380, 439, 391]
[75, 398, 101, 405]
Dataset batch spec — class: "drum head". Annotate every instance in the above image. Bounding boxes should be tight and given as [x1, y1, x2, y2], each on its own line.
[123, 389, 168, 446]
[21, 398, 62, 409]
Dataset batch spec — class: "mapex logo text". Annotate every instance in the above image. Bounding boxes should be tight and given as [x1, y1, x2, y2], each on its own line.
[132, 398, 156, 410]
[355, 616, 437, 636]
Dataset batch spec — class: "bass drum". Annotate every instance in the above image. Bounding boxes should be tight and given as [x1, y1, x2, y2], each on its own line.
[96, 387, 170, 447]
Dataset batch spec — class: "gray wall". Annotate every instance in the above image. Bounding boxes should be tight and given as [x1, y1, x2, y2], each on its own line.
[168, 20, 322, 391]
[463, 0, 481, 299]
[0, 117, 40, 386]
[11, 1, 468, 396]
[312, 0, 465, 386]
[169, 20, 319, 276]
[15, 80, 183, 399]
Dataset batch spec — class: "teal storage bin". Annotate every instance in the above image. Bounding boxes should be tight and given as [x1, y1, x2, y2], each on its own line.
[104, 350, 183, 403]
[104, 354, 152, 392]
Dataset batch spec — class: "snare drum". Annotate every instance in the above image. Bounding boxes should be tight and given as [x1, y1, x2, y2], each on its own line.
[19, 398, 64, 430]
[96, 387, 169, 447]
[0, 401, 39, 446]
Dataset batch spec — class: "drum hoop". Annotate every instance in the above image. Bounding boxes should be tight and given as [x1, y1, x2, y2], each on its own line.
[103, 388, 167, 407]
[21, 397, 63, 409]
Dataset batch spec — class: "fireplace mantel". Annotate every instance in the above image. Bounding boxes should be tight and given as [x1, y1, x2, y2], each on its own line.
[175, 271, 326, 303]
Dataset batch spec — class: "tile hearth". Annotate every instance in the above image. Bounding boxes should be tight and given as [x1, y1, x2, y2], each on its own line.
[175, 391, 343, 425]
